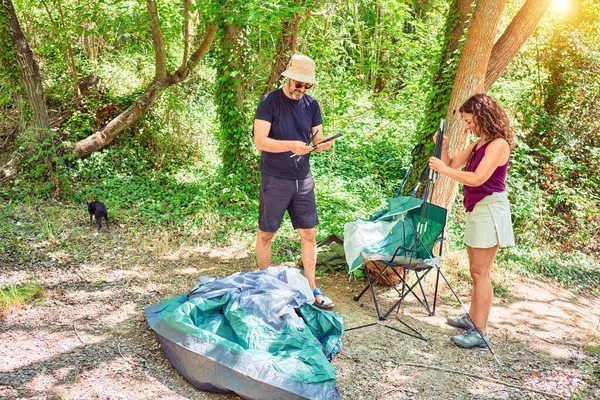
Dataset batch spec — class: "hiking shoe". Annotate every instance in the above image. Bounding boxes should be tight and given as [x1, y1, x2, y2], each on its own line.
[446, 314, 475, 330]
[451, 328, 489, 349]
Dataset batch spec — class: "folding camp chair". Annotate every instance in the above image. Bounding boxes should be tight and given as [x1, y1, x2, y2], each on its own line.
[345, 197, 447, 341]
[346, 119, 500, 363]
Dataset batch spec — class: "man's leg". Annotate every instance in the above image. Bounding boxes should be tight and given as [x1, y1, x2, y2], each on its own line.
[467, 245, 498, 334]
[298, 227, 333, 307]
[298, 228, 317, 289]
[256, 229, 275, 270]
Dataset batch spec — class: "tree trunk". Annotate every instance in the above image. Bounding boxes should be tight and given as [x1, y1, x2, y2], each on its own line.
[72, 23, 217, 158]
[432, 0, 507, 211]
[216, 20, 254, 180]
[403, 0, 473, 195]
[146, 0, 167, 80]
[73, 80, 167, 157]
[263, 0, 311, 95]
[3, 0, 49, 136]
[484, 0, 553, 91]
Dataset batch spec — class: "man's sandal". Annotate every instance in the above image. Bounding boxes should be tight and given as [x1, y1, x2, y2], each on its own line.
[313, 288, 335, 310]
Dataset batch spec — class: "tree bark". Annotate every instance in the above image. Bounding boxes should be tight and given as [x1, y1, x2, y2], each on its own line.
[484, 0, 553, 91]
[146, 0, 167, 81]
[72, 23, 217, 158]
[403, 0, 473, 195]
[433, 0, 507, 211]
[3, 0, 49, 136]
[263, 0, 312, 94]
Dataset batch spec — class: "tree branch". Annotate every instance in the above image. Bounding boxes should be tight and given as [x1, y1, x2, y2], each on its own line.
[174, 23, 217, 82]
[146, 0, 167, 80]
[484, 0, 553, 91]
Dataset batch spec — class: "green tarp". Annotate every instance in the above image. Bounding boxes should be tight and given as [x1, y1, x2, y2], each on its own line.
[344, 196, 446, 272]
[146, 268, 343, 400]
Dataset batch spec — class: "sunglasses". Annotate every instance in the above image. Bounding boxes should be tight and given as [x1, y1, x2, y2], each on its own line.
[293, 81, 313, 90]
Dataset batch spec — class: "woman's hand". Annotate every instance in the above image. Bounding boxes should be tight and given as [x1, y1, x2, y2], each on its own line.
[428, 156, 447, 173]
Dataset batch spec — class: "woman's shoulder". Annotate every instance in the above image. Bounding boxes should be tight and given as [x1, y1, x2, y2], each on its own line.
[488, 137, 510, 151]
[485, 138, 511, 163]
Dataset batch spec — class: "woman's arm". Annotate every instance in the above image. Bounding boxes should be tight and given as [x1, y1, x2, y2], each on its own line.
[429, 139, 510, 187]
[435, 135, 475, 170]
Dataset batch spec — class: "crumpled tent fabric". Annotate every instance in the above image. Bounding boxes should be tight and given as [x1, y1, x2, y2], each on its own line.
[145, 267, 344, 400]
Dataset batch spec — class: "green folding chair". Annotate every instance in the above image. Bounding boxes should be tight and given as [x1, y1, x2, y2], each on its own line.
[346, 196, 447, 340]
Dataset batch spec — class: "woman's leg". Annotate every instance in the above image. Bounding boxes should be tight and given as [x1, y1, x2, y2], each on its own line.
[467, 245, 498, 334]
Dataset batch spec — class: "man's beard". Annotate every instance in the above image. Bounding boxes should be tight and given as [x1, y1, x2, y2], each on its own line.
[287, 81, 305, 100]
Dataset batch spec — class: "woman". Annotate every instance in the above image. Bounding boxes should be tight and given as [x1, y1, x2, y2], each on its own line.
[428, 93, 515, 348]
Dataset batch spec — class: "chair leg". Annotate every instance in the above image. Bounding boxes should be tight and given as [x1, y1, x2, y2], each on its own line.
[382, 268, 434, 319]
[353, 260, 398, 321]
[432, 267, 441, 315]
[415, 271, 433, 316]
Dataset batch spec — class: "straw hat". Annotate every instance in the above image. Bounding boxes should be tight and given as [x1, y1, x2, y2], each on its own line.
[281, 54, 317, 84]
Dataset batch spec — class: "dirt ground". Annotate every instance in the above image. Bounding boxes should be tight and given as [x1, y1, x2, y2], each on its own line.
[1, 220, 599, 400]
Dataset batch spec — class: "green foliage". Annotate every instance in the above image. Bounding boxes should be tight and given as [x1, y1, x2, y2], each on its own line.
[498, 248, 600, 294]
[13, 129, 72, 197]
[501, 0, 600, 255]
[0, 284, 46, 314]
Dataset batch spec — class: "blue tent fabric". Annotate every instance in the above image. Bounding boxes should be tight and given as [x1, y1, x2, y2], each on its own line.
[145, 268, 344, 400]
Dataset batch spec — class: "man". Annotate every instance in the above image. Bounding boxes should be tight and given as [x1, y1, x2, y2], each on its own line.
[254, 54, 335, 309]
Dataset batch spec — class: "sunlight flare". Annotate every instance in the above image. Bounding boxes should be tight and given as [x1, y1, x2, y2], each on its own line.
[552, 0, 571, 13]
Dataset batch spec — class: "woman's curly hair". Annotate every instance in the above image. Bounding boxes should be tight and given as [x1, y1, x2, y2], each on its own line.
[459, 94, 516, 149]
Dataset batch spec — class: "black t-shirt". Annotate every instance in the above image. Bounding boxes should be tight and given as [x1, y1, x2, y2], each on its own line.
[255, 88, 323, 180]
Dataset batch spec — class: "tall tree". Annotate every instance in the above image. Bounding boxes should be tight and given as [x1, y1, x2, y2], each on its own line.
[214, 0, 256, 189]
[434, 0, 507, 210]
[71, 1, 217, 158]
[405, 0, 473, 193]
[484, 0, 554, 91]
[262, 0, 316, 95]
[407, 0, 553, 212]
[2, 0, 49, 137]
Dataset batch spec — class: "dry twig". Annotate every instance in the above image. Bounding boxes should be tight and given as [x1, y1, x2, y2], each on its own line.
[73, 322, 85, 345]
[117, 342, 136, 365]
[400, 362, 566, 400]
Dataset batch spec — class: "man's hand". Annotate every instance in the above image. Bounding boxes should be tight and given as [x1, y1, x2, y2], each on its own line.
[313, 139, 334, 152]
[290, 140, 315, 156]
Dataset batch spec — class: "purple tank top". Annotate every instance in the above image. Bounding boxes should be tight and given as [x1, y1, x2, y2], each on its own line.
[463, 141, 509, 212]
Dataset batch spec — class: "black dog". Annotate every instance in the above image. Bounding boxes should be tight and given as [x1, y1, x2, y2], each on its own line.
[88, 201, 110, 233]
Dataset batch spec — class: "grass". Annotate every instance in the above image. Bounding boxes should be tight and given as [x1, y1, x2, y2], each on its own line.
[497, 247, 600, 295]
[0, 284, 47, 317]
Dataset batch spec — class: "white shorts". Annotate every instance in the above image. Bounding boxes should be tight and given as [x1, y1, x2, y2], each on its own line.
[464, 191, 515, 249]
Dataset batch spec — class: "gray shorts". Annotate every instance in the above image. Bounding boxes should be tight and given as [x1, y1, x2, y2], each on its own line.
[259, 174, 318, 232]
